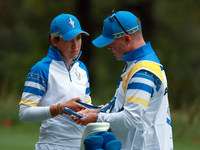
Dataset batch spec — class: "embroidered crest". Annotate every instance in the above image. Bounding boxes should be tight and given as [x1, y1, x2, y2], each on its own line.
[68, 17, 76, 28]
[75, 70, 81, 80]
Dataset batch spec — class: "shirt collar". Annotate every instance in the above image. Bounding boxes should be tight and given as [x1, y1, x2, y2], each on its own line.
[122, 42, 153, 63]
[47, 45, 82, 64]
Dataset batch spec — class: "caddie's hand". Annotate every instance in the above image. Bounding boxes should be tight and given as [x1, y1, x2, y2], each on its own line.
[81, 108, 98, 115]
[79, 112, 98, 126]
[71, 108, 95, 123]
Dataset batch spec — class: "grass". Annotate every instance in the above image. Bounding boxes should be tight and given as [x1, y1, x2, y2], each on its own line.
[0, 108, 200, 150]
[172, 110, 200, 150]
[0, 123, 40, 150]
[1, 123, 200, 150]
[174, 141, 200, 150]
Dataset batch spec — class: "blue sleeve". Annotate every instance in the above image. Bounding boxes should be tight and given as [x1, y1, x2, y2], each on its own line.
[23, 57, 51, 97]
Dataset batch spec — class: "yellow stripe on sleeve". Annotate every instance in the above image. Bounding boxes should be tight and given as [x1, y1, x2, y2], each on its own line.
[19, 99, 39, 106]
[84, 96, 91, 103]
[125, 96, 149, 107]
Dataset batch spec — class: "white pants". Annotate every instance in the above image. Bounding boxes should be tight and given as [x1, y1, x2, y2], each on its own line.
[35, 143, 80, 150]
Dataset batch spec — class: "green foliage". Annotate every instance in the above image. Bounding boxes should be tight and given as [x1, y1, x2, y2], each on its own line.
[0, 92, 21, 125]
[89, 46, 125, 105]
[152, 1, 200, 109]
[172, 110, 200, 150]
[0, 1, 200, 149]
[0, 1, 200, 145]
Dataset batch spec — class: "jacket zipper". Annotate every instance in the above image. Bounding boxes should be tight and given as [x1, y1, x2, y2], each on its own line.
[69, 70, 72, 82]
[63, 61, 72, 82]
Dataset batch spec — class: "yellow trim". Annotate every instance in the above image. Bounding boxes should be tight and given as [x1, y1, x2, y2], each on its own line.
[126, 96, 149, 107]
[127, 25, 140, 34]
[113, 25, 140, 39]
[19, 99, 39, 106]
[85, 96, 91, 103]
[27, 73, 47, 85]
[51, 31, 60, 37]
[122, 75, 127, 94]
[142, 61, 164, 83]
[121, 61, 164, 93]
[29, 73, 47, 81]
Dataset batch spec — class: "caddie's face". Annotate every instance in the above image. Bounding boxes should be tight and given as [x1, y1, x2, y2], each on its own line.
[56, 34, 82, 62]
[107, 37, 127, 61]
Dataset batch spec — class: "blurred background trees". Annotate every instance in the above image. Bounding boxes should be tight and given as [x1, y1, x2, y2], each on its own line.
[0, 0, 200, 125]
[0, 1, 200, 149]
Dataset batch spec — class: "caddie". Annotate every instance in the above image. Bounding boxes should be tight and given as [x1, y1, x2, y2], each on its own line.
[77, 10, 174, 150]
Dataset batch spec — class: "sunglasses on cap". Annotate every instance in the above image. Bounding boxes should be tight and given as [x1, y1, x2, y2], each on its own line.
[108, 10, 128, 35]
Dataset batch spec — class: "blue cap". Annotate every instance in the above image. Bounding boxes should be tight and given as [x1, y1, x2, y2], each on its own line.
[50, 13, 89, 41]
[92, 11, 141, 48]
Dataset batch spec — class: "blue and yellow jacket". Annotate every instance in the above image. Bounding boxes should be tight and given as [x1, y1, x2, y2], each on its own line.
[97, 42, 173, 150]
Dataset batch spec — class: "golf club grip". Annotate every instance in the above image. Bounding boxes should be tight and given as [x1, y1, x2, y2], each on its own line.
[62, 107, 84, 118]
[96, 97, 115, 113]
[76, 101, 101, 109]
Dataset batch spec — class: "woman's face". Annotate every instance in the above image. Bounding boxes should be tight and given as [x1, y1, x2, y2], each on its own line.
[56, 34, 82, 62]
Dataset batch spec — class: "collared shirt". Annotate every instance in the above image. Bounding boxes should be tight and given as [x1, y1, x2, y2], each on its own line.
[97, 42, 173, 150]
[19, 45, 91, 148]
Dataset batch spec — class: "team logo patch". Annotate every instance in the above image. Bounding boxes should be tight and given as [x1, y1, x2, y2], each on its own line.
[68, 17, 76, 28]
[75, 70, 81, 80]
